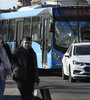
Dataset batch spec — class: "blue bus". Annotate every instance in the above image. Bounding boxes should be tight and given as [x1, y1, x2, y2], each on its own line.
[0, 6, 90, 73]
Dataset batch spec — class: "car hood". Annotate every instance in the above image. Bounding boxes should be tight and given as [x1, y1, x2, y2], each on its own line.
[72, 56, 90, 63]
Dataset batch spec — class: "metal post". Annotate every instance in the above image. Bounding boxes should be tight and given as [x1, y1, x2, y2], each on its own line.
[40, 89, 51, 100]
[76, 0, 80, 42]
[57, 0, 58, 5]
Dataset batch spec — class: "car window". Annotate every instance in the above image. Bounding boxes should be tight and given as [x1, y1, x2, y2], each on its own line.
[74, 45, 90, 55]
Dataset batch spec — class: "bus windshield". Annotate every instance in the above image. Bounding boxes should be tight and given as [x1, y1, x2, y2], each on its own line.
[54, 21, 90, 53]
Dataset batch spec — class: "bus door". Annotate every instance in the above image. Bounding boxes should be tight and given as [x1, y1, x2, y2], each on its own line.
[42, 19, 48, 69]
[16, 19, 23, 47]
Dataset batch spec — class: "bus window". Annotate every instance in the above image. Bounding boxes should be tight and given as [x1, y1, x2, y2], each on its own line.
[47, 19, 52, 51]
[32, 17, 41, 41]
[23, 18, 31, 37]
[54, 21, 78, 53]
[55, 21, 78, 47]
[9, 19, 16, 41]
[2, 20, 8, 41]
[80, 26, 90, 42]
[17, 21, 23, 42]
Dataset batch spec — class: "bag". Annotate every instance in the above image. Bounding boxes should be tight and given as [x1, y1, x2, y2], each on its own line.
[33, 87, 42, 100]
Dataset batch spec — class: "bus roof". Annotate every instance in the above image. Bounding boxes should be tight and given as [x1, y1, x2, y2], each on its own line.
[0, 7, 52, 20]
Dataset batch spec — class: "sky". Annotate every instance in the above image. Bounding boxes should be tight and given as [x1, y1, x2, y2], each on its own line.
[0, 0, 90, 9]
[0, 0, 17, 9]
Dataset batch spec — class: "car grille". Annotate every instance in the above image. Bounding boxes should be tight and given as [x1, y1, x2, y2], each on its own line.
[84, 67, 90, 72]
[85, 63, 90, 65]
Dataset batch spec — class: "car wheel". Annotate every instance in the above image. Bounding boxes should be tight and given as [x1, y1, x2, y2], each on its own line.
[62, 68, 68, 80]
[69, 67, 76, 82]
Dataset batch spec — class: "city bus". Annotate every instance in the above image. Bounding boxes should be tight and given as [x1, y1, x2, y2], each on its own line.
[0, 6, 90, 74]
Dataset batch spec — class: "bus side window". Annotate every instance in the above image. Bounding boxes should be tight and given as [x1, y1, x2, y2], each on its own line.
[9, 19, 16, 41]
[32, 17, 41, 41]
[23, 18, 31, 37]
[1, 20, 9, 41]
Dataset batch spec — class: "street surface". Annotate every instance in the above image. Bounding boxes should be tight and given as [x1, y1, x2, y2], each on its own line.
[3, 76, 90, 100]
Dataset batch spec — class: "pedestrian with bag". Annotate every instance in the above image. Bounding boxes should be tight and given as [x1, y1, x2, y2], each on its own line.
[12, 37, 40, 100]
[0, 34, 12, 100]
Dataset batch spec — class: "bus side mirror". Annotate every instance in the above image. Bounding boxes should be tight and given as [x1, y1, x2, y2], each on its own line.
[50, 23, 54, 32]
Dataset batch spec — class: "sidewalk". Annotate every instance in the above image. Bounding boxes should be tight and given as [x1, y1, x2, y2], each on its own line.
[3, 79, 21, 100]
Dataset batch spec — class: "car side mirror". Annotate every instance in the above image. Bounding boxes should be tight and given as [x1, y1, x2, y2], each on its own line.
[64, 54, 70, 58]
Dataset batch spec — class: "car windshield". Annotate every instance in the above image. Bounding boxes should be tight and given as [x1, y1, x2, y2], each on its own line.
[74, 45, 90, 55]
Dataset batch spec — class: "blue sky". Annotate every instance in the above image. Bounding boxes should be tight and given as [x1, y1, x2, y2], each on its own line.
[0, 0, 17, 9]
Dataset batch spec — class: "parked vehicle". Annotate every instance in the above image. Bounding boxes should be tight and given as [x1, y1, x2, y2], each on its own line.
[62, 42, 90, 82]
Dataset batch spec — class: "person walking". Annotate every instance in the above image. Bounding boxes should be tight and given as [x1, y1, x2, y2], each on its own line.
[12, 37, 39, 100]
[0, 34, 12, 100]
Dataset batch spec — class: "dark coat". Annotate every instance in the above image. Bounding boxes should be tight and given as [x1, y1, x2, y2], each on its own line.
[3, 43, 13, 62]
[12, 47, 39, 84]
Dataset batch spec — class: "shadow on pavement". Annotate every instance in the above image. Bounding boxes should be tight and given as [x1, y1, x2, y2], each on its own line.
[3, 95, 21, 100]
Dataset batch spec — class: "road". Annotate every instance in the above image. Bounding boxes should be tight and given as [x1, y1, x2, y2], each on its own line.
[3, 76, 90, 100]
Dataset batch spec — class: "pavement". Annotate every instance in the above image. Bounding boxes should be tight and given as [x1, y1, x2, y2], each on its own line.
[3, 79, 21, 100]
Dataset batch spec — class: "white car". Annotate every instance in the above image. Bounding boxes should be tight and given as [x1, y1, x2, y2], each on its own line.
[62, 42, 90, 82]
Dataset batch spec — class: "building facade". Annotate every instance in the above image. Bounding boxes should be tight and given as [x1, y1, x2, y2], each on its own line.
[31, 0, 88, 5]
[17, 0, 89, 8]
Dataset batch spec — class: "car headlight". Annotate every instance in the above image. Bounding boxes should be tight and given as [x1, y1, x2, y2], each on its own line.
[73, 60, 85, 66]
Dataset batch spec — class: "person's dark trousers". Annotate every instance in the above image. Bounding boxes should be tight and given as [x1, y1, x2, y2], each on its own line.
[16, 80, 34, 100]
